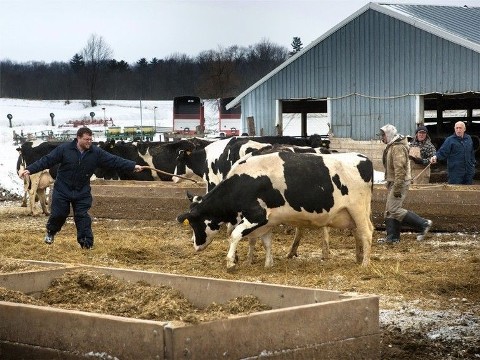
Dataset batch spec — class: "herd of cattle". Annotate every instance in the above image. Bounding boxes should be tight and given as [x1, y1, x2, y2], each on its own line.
[16, 135, 375, 270]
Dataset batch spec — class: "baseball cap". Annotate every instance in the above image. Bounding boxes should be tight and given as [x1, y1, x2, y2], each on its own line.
[415, 126, 428, 134]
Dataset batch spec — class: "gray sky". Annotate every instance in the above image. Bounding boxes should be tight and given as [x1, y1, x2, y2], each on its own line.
[1, 0, 478, 64]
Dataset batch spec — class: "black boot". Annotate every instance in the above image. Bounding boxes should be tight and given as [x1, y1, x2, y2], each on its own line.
[401, 211, 432, 241]
[377, 218, 401, 244]
[44, 231, 55, 245]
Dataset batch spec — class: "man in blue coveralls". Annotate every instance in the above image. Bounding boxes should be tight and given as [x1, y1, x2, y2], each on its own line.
[430, 121, 476, 185]
[19, 127, 143, 249]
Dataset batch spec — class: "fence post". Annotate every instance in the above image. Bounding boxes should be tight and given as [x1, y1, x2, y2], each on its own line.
[247, 116, 255, 136]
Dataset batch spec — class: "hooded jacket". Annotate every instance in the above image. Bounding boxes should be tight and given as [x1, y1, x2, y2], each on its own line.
[381, 124, 411, 193]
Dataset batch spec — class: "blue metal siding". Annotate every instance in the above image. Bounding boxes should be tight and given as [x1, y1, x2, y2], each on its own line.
[388, 5, 480, 45]
[240, 8, 480, 140]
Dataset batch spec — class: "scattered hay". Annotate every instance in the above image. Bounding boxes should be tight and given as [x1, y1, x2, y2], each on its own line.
[2, 268, 271, 324]
[0, 257, 54, 273]
[1, 200, 480, 359]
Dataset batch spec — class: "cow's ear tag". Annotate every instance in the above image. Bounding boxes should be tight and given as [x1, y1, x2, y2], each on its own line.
[183, 219, 189, 226]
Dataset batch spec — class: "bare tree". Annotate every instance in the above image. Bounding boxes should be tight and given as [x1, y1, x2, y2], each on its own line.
[81, 34, 113, 106]
[196, 46, 241, 99]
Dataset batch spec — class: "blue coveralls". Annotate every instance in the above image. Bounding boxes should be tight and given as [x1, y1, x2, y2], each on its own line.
[436, 133, 476, 185]
[26, 140, 136, 248]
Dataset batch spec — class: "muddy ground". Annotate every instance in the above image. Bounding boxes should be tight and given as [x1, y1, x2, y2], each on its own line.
[0, 186, 479, 360]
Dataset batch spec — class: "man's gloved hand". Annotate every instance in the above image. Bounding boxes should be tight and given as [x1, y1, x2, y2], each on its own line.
[393, 190, 402, 198]
[409, 155, 424, 164]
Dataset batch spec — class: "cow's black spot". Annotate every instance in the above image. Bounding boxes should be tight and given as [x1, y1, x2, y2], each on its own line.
[224, 174, 285, 210]
[194, 172, 285, 234]
[356, 155, 374, 184]
[280, 152, 335, 213]
[188, 216, 208, 246]
[332, 174, 349, 195]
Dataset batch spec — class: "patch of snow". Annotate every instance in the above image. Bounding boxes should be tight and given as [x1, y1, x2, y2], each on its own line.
[380, 306, 480, 344]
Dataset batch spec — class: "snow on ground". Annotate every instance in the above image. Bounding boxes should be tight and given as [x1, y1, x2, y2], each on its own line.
[380, 302, 480, 344]
[0, 98, 216, 196]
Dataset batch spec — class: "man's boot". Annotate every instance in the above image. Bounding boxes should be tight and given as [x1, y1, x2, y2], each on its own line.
[401, 211, 432, 240]
[377, 218, 401, 244]
[44, 230, 55, 245]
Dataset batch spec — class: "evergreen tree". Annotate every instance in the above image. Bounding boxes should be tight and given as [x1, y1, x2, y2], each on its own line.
[70, 53, 85, 73]
[117, 60, 130, 72]
[289, 37, 303, 56]
[136, 58, 149, 68]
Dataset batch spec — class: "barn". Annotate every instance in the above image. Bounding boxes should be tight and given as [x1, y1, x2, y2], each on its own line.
[227, 2, 480, 170]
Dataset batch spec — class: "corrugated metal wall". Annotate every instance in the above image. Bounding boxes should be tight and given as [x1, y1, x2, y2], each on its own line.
[240, 9, 480, 140]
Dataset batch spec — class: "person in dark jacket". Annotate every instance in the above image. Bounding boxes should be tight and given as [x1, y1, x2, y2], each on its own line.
[430, 121, 476, 185]
[409, 125, 436, 184]
[19, 127, 142, 249]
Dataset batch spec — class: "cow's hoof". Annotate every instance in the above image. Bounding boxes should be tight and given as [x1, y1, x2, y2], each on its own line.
[244, 254, 254, 265]
[226, 259, 237, 272]
[226, 264, 237, 273]
[286, 252, 298, 258]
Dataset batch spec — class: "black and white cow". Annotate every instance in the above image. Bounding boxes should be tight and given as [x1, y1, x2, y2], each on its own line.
[250, 143, 337, 260]
[175, 137, 334, 261]
[174, 136, 331, 189]
[245, 135, 330, 149]
[177, 151, 374, 271]
[136, 138, 212, 181]
[96, 140, 154, 180]
[97, 138, 212, 181]
[173, 137, 270, 190]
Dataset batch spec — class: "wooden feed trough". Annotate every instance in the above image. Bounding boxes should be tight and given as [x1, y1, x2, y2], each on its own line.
[0, 260, 380, 359]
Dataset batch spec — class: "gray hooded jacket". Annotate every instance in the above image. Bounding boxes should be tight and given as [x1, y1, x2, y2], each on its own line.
[381, 124, 411, 193]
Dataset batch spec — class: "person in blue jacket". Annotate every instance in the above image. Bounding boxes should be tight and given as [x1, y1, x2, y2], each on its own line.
[430, 121, 476, 185]
[19, 127, 143, 249]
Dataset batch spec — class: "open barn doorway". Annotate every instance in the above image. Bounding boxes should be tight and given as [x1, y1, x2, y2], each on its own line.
[422, 92, 480, 181]
[423, 92, 480, 153]
[278, 99, 328, 137]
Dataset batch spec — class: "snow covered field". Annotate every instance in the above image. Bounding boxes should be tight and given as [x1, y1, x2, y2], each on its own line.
[0, 99, 196, 196]
[0, 98, 332, 196]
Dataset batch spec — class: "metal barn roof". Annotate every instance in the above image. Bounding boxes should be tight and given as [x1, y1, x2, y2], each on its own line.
[227, 2, 480, 110]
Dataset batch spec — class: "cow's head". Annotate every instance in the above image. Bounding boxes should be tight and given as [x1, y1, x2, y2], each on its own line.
[186, 190, 202, 204]
[177, 191, 222, 250]
[177, 210, 222, 251]
[173, 149, 196, 183]
[173, 149, 189, 182]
